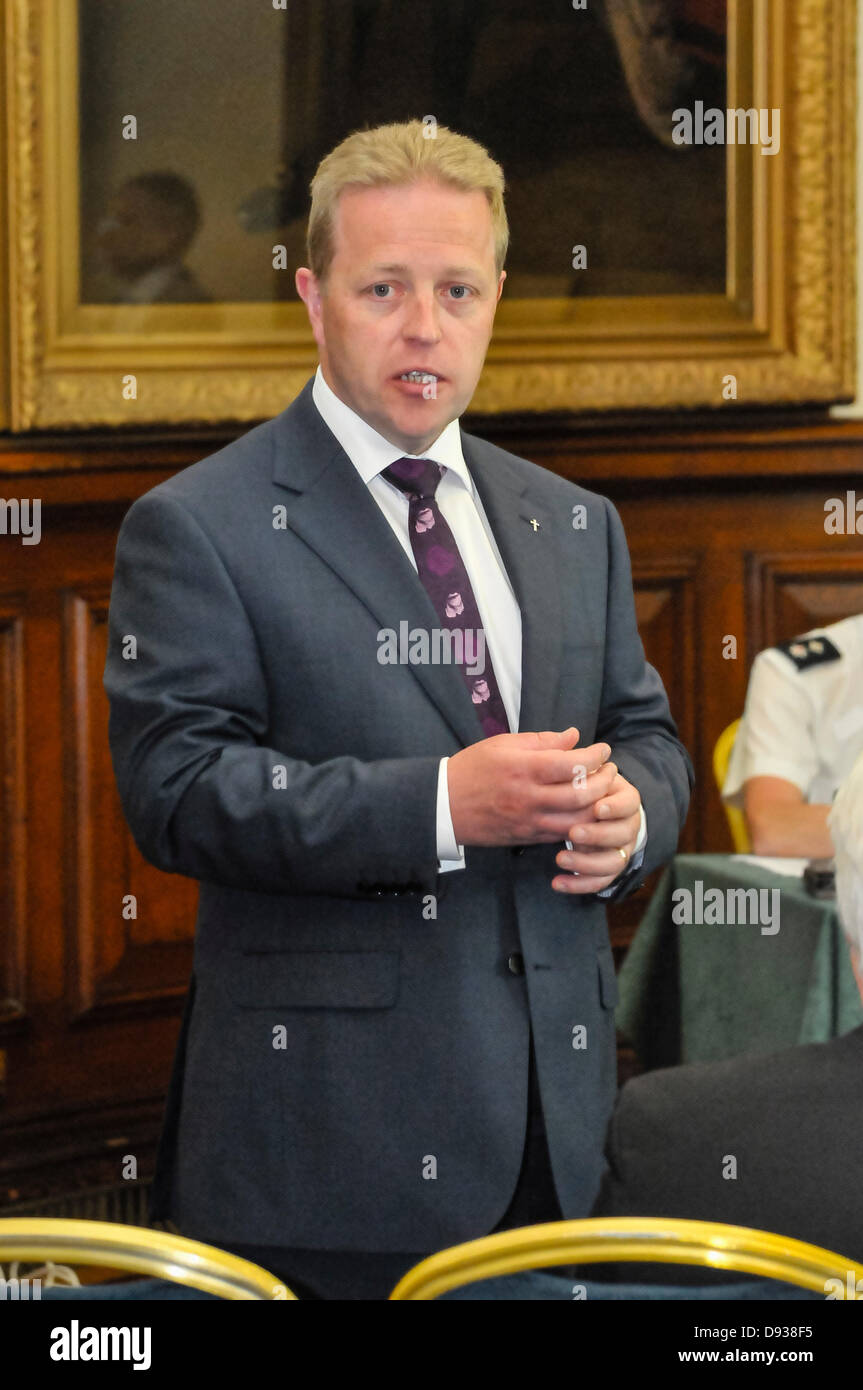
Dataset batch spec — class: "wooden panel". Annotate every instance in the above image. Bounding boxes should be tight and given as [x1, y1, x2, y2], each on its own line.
[0, 597, 27, 1042]
[748, 552, 863, 657]
[62, 587, 196, 1022]
[2, 413, 863, 1205]
[632, 559, 699, 854]
[0, 508, 192, 1205]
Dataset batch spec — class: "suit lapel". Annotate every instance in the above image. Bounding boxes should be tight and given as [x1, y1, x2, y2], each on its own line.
[271, 382, 565, 744]
[271, 384, 484, 748]
[462, 435, 564, 735]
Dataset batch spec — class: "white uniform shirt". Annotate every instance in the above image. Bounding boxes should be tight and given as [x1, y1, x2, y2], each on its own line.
[723, 614, 863, 807]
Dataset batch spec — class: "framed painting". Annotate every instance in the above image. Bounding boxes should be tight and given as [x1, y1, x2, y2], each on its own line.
[1, 0, 856, 430]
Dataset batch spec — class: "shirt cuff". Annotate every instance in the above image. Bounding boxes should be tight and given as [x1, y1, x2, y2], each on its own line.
[437, 756, 466, 873]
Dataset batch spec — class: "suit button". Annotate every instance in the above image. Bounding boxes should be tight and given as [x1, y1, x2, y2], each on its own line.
[507, 952, 525, 976]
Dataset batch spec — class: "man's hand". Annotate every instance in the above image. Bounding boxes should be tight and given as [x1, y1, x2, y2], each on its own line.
[446, 724, 643, 896]
[448, 726, 616, 847]
[551, 769, 642, 895]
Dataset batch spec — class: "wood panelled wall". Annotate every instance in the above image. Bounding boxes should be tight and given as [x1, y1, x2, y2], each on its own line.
[1, 410, 862, 1207]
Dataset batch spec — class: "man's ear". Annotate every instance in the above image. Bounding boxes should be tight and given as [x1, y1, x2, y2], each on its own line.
[295, 267, 319, 314]
[295, 267, 325, 348]
[496, 269, 506, 303]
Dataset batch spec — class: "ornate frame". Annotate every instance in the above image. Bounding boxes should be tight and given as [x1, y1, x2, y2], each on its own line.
[1, 0, 856, 431]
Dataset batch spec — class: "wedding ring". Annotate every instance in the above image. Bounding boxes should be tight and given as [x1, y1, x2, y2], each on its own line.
[618, 848, 628, 860]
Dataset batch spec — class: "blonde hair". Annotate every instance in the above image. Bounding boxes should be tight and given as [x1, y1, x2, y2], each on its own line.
[306, 119, 508, 283]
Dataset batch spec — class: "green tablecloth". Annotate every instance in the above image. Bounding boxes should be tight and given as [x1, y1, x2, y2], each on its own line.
[617, 854, 863, 1070]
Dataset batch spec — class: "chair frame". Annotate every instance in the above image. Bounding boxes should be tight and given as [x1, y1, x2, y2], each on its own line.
[389, 1216, 863, 1300]
[713, 717, 751, 853]
[0, 1218, 294, 1300]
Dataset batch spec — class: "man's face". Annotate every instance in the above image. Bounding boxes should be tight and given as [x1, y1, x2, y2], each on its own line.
[296, 178, 505, 455]
[97, 186, 185, 279]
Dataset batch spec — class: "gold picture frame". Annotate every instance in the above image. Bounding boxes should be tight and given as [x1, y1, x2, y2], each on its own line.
[1, 0, 856, 432]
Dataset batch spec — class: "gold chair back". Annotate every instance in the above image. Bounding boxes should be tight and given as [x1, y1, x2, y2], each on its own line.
[713, 717, 751, 852]
[389, 1216, 862, 1300]
[0, 1218, 295, 1300]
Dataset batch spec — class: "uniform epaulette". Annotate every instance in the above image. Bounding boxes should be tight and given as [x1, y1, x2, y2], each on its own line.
[774, 634, 841, 671]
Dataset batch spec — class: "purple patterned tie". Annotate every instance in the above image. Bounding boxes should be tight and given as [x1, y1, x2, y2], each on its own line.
[382, 457, 510, 738]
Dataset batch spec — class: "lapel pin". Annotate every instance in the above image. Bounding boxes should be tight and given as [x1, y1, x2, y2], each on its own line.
[528, 518, 541, 532]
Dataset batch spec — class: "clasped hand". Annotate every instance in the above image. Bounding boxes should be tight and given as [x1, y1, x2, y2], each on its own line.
[447, 726, 642, 895]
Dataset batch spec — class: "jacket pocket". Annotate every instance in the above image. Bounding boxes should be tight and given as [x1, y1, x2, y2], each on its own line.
[229, 949, 399, 1010]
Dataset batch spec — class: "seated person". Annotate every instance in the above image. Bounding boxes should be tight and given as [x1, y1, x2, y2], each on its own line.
[591, 746, 863, 1273]
[722, 613, 863, 856]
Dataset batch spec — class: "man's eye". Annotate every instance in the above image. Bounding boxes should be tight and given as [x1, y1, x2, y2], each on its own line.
[371, 284, 392, 298]
[448, 285, 472, 299]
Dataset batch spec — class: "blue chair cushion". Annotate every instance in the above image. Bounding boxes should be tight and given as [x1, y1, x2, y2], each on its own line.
[41, 1279, 218, 1300]
[439, 1273, 822, 1300]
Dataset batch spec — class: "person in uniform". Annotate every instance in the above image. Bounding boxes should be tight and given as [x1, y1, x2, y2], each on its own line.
[722, 613, 863, 857]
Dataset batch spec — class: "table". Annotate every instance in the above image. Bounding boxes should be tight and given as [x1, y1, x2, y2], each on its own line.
[616, 853, 863, 1070]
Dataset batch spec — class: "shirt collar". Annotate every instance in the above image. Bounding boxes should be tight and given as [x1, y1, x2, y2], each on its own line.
[312, 364, 473, 493]
[122, 261, 181, 305]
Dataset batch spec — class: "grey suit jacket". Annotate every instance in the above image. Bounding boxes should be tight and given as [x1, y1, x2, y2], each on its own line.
[593, 1025, 863, 1275]
[103, 377, 693, 1253]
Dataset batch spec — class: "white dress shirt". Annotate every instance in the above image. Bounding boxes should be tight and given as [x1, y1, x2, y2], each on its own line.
[723, 614, 863, 807]
[311, 365, 646, 882]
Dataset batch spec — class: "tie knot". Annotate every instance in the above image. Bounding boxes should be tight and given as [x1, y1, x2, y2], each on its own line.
[382, 457, 441, 502]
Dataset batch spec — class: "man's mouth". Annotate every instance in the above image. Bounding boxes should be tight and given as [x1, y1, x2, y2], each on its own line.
[396, 370, 441, 384]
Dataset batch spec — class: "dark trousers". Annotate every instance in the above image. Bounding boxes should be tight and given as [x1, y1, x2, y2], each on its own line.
[222, 1030, 565, 1300]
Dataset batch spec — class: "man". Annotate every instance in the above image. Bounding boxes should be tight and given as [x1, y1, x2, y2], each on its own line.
[722, 614, 863, 857]
[593, 749, 863, 1275]
[104, 120, 692, 1299]
[94, 172, 210, 304]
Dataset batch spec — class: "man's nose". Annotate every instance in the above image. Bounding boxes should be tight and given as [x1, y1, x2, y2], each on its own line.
[403, 293, 442, 341]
